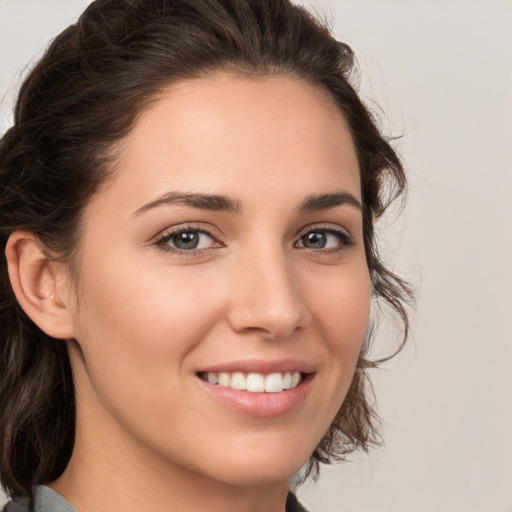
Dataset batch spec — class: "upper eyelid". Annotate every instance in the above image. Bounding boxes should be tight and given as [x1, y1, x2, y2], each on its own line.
[295, 223, 352, 238]
[154, 223, 222, 241]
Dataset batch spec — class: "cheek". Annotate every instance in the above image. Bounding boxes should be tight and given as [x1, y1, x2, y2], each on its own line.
[68, 260, 230, 448]
[306, 262, 371, 409]
[70, 253, 237, 405]
[310, 263, 371, 348]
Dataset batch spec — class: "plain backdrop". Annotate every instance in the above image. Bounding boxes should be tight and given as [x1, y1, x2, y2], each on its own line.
[1, 1, 511, 511]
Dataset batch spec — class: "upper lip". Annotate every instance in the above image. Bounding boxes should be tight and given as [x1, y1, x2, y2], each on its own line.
[197, 358, 315, 375]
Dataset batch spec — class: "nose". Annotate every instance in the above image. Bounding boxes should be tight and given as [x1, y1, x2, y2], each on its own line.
[226, 250, 311, 340]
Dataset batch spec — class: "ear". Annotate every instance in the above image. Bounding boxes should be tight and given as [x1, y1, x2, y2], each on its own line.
[5, 231, 77, 340]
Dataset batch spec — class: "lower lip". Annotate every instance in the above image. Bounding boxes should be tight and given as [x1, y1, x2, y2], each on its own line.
[197, 374, 313, 418]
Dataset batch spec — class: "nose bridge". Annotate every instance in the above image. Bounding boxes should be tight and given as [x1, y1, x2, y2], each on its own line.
[227, 242, 308, 339]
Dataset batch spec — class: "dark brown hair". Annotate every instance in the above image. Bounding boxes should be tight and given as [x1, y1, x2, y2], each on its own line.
[0, 0, 413, 499]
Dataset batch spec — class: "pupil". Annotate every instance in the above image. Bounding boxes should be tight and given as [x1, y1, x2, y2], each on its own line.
[304, 232, 326, 249]
[173, 232, 199, 249]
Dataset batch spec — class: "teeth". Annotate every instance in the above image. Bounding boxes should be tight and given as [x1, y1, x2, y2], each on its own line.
[230, 372, 245, 390]
[207, 373, 219, 385]
[218, 372, 230, 387]
[264, 373, 283, 393]
[203, 371, 302, 393]
[246, 373, 264, 392]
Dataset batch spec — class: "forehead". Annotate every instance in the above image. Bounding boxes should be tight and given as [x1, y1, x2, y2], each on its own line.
[94, 73, 361, 215]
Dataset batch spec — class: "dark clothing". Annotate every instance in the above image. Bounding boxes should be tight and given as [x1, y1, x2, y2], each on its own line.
[3, 498, 29, 512]
[3, 486, 309, 511]
[286, 491, 310, 511]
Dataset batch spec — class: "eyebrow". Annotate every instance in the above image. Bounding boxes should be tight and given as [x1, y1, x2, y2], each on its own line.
[298, 191, 362, 213]
[131, 191, 242, 218]
[131, 189, 362, 218]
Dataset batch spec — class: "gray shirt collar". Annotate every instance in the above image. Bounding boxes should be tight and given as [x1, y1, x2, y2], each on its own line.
[33, 486, 77, 512]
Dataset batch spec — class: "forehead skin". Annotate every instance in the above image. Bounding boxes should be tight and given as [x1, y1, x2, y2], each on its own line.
[98, 73, 361, 214]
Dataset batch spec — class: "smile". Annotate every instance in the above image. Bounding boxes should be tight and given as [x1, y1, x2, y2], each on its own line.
[196, 360, 314, 418]
[199, 371, 302, 393]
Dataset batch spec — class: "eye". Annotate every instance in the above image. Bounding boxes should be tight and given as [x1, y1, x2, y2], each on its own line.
[156, 227, 219, 252]
[295, 228, 352, 251]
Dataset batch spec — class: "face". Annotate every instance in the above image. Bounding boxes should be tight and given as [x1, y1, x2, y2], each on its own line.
[64, 74, 371, 489]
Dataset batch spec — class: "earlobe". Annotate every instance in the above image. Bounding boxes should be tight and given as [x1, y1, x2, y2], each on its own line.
[5, 231, 76, 340]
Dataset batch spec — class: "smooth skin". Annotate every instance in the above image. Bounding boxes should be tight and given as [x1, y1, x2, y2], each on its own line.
[6, 74, 371, 512]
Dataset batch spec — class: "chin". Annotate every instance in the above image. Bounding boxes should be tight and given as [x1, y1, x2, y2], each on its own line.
[197, 443, 313, 488]
[214, 464, 302, 488]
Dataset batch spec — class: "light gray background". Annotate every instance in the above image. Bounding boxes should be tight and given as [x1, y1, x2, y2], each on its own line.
[1, 1, 511, 511]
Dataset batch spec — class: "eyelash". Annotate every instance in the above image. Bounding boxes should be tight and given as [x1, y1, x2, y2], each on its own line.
[154, 224, 354, 256]
[154, 224, 221, 257]
[295, 225, 354, 253]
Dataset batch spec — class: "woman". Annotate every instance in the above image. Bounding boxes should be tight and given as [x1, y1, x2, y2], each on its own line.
[0, 1, 411, 511]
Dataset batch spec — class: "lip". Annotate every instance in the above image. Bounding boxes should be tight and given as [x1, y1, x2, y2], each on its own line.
[196, 358, 315, 418]
[198, 358, 316, 375]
